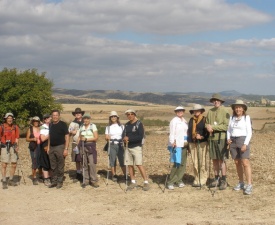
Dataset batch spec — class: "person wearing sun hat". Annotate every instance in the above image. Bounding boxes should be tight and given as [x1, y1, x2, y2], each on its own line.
[187, 104, 209, 187]
[105, 111, 126, 182]
[0, 113, 20, 189]
[69, 108, 85, 183]
[166, 106, 188, 190]
[206, 93, 230, 190]
[227, 99, 253, 195]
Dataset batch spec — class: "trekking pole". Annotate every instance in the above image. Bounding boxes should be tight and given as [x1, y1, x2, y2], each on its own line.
[163, 146, 175, 193]
[124, 141, 128, 193]
[197, 140, 202, 190]
[15, 151, 26, 185]
[82, 139, 85, 188]
[106, 139, 110, 186]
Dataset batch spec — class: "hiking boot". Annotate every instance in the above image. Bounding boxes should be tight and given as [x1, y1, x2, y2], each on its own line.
[56, 182, 63, 189]
[167, 184, 174, 190]
[8, 179, 18, 186]
[38, 176, 44, 183]
[112, 175, 118, 182]
[73, 173, 82, 183]
[244, 184, 252, 195]
[142, 183, 150, 191]
[44, 178, 51, 187]
[49, 182, 57, 188]
[91, 181, 99, 188]
[210, 179, 219, 187]
[32, 178, 39, 185]
[2, 181, 8, 189]
[127, 182, 137, 191]
[81, 180, 90, 188]
[178, 182, 185, 188]
[233, 182, 245, 191]
[219, 180, 227, 190]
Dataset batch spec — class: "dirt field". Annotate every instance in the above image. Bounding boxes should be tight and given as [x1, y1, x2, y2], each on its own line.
[1, 104, 275, 225]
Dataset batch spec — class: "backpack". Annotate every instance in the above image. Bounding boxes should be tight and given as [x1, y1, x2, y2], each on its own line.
[79, 123, 94, 135]
[136, 120, 146, 145]
[1, 124, 17, 142]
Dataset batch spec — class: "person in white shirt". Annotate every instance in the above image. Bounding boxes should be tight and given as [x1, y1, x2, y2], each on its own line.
[105, 111, 126, 182]
[166, 106, 188, 190]
[227, 100, 252, 195]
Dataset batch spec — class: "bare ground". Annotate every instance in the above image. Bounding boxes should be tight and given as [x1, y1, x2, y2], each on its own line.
[1, 132, 275, 225]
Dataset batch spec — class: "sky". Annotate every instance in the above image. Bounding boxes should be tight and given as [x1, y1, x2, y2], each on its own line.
[0, 0, 275, 95]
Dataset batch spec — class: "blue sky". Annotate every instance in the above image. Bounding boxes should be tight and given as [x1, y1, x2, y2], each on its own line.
[0, 0, 275, 95]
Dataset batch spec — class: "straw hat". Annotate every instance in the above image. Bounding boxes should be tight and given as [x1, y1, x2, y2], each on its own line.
[174, 106, 185, 112]
[189, 104, 205, 114]
[110, 111, 119, 117]
[125, 109, 136, 115]
[231, 99, 247, 111]
[210, 93, 225, 103]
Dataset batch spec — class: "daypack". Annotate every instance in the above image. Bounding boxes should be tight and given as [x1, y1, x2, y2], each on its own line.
[1, 124, 17, 142]
[136, 120, 146, 145]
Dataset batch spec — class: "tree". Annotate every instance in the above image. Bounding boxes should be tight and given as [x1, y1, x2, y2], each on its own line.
[0, 68, 62, 127]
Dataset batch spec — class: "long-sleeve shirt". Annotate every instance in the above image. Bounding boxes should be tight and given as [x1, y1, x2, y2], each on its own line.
[168, 116, 188, 147]
[227, 115, 252, 145]
[122, 120, 144, 148]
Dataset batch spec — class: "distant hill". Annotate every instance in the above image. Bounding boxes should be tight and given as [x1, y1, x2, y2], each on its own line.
[53, 88, 273, 106]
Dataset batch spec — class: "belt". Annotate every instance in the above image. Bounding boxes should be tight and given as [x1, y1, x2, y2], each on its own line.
[231, 136, 240, 139]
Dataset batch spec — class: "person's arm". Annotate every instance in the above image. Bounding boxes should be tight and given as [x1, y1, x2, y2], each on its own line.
[63, 133, 69, 157]
[26, 128, 36, 142]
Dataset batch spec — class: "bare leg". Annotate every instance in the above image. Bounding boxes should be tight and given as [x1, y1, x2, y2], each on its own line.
[242, 159, 252, 184]
[136, 165, 148, 181]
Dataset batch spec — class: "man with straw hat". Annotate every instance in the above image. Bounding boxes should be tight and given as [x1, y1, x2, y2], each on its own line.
[206, 93, 230, 190]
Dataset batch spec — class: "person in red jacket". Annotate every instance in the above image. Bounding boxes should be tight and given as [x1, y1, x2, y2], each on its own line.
[0, 113, 20, 189]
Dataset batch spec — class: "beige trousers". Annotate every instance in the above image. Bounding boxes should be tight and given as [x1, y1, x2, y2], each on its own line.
[189, 141, 208, 185]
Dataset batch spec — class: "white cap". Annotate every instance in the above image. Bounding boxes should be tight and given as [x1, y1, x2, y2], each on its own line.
[174, 106, 185, 111]
[4, 112, 14, 119]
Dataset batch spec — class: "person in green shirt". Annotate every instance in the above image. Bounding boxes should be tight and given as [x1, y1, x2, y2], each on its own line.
[206, 93, 230, 190]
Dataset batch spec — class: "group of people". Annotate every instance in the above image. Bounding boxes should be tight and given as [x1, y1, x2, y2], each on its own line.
[167, 93, 253, 195]
[0, 93, 253, 195]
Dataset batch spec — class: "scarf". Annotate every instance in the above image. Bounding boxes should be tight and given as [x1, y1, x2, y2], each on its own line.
[192, 114, 203, 141]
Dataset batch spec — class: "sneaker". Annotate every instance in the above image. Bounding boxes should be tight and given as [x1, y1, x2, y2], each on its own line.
[44, 178, 51, 187]
[32, 178, 39, 185]
[56, 182, 63, 189]
[91, 181, 99, 188]
[8, 179, 18, 186]
[167, 185, 174, 190]
[178, 182, 185, 188]
[142, 183, 150, 191]
[112, 175, 118, 182]
[233, 182, 245, 191]
[244, 184, 252, 195]
[127, 182, 137, 191]
[219, 180, 227, 190]
[210, 179, 219, 187]
[2, 181, 8, 189]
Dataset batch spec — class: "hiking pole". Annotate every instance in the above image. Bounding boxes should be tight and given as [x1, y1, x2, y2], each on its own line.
[197, 140, 202, 190]
[106, 139, 110, 186]
[15, 149, 26, 185]
[124, 141, 128, 193]
[163, 146, 175, 193]
[82, 139, 85, 188]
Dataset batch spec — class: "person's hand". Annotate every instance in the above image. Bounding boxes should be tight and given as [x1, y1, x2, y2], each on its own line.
[123, 136, 129, 142]
[227, 139, 232, 145]
[241, 144, 247, 152]
[63, 149, 68, 157]
[196, 134, 202, 140]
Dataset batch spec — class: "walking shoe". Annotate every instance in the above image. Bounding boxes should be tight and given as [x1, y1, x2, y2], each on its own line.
[91, 181, 99, 188]
[178, 182, 185, 188]
[73, 173, 82, 183]
[127, 182, 137, 191]
[112, 175, 118, 182]
[233, 182, 245, 191]
[32, 178, 39, 185]
[38, 176, 44, 183]
[219, 180, 227, 190]
[81, 180, 90, 188]
[2, 181, 8, 189]
[49, 182, 57, 188]
[142, 183, 150, 191]
[8, 179, 18, 186]
[167, 185, 174, 190]
[44, 178, 51, 187]
[210, 179, 219, 187]
[56, 182, 63, 189]
[244, 184, 252, 195]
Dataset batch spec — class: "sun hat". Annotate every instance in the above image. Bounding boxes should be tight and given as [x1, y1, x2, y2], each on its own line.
[189, 104, 205, 114]
[210, 93, 225, 103]
[125, 109, 136, 115]
[82, 113, 91, 119]
[231, 99, 247, 111]
[110, 111, 119, 117]
[174, 106, 185, 112]
[31, 116, 40, 122]
[72, 108, 85, 116]
[4, 112, 14, 119]
[43, 114, 51, 119]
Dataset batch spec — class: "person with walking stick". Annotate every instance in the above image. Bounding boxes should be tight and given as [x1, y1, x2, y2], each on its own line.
[206, 93, 230, 190]
[227, 100, 253, 195]
[166, 106, 188, 190]
[187, 104, 209, 188]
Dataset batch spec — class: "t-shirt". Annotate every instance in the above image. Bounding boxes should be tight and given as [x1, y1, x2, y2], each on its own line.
[79, 124, 97, 139]
[105, 124, 124, 141]
[49, 121, 69, 146]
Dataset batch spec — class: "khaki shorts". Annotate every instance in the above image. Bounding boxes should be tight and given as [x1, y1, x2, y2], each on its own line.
[1, 146, 18, 163]
[124, 146, 143, 166]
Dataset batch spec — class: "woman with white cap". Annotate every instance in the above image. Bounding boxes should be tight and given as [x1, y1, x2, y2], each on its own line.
[166, 106, 188, 190]
[105, 111, 126, 181]
[26, 116, 42, 185]
[187, 104, 209, 187]
[227, 100, 253, 195]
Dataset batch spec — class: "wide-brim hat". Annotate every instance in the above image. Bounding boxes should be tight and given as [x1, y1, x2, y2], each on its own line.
[110, 111, 119, 117]
[31, 116, 41, 122]
[210, 93, 225, 103]
[231, 99, 247, 111]
[125, 109, 136, 115]
[4, 112, 14, 119]
[189, 104, 205, 114]
[83, 113, 91, 119]
[174, 106, 185, 112]
[72, 108, 85, 116]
